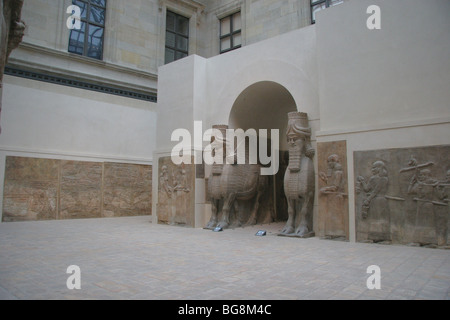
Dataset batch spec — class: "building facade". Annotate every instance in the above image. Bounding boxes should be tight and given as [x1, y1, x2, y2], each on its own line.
[1, 0, 449, 245]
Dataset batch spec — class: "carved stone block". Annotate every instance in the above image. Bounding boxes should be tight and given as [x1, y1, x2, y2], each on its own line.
[157, 156, 195, 226]
[354, 145, 449, 246]
[59, 160, 102, 219]
[103, 162, 152, 217]
[2, 156, 153, 222]
[2, 156, 58, 222]
[317, 141, 349, 239]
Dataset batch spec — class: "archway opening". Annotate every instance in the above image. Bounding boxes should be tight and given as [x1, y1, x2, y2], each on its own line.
[229, 81, 297, 151]
[228, 81, 297, 222]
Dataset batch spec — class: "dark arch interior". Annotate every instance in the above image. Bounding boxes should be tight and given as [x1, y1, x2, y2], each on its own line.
[227, 81, 298, 222]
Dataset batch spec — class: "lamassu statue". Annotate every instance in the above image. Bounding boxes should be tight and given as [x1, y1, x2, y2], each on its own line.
[280, 112, 315, 237]
[205, 124, 268, 229]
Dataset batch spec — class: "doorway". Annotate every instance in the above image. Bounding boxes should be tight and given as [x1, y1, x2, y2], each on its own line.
[228, 81, 297, 222]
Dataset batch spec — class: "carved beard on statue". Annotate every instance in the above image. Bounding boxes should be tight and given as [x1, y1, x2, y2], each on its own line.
[286, 112, 313, 172]
[287, 136, 304, 172]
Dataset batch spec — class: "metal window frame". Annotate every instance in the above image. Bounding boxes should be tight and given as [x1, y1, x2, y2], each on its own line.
[68, 0, 106, 60]
[219, 11, 242, 54]
[165, 11, 190, 64]
[310, 0, 331, 24]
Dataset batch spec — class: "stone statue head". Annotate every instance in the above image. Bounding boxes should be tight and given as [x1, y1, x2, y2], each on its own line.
[371, 160, 387, 177]
[327, 154, 342, 176]
[286, 112, 311, 150]
[327, 154, 339, 167]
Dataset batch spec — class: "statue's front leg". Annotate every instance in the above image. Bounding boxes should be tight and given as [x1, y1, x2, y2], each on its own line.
[247, 185, 264, 226]
[205, 199, 219, 229]
[295, 193, 314, 237]
[281, 198, 296, 234]
[217, 193, 235, 229]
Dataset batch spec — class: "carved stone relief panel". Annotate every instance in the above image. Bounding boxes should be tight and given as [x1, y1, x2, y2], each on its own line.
[157, 156, 195, 227]
[59, 160, 103, 219]
[2, 156, 153, 222]
[3, 156, 58, 222]
[354, 145, 449, 246]
[103, 163, 152, 217]
[317, 141, 349, 240]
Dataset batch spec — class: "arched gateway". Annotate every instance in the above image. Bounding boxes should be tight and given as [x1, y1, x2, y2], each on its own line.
[204, 81, 298, 228]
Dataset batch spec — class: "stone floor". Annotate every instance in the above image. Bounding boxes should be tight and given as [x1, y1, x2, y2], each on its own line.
[0, 215, 449, 300]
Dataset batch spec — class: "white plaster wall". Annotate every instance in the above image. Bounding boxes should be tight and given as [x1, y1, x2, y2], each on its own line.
[206, 26, 319, 128]
[155, 26, 321, 153]
[1, 76, 156, 161]
[0, 75, 157, 221]
[316, 0, 450, 133]
[154, 26, 320, 157]
[155, 55, 208, 153]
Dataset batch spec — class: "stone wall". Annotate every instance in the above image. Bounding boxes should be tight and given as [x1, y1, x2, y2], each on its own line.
[2, 156, 152, 222]
[3, 156, 59, 221]
[202, 0, 313, 56]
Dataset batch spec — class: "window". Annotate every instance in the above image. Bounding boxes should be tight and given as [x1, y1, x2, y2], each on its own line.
[310, 0, 344, 24]
[220, 11, 241, 54]
[68, 0, 106, 60]
[165, 11, 189, 64]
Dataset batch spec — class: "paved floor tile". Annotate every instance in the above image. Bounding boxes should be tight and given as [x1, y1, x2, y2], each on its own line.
[0, 216, 449, 300]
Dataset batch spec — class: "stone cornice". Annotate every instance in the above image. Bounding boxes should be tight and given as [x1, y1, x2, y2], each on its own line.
[8, 41, 158, 94]
[159, 0, 206, 13]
